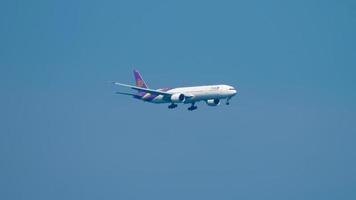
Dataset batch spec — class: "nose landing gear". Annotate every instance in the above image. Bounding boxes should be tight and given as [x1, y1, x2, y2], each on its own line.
[226, 97, 231, 105]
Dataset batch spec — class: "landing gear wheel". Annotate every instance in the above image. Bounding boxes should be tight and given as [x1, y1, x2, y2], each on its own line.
[188, 103, 198, 111]
[188, 106, 198, 111]
[168, 103, 178, 109]
[226, 98, 231, 105]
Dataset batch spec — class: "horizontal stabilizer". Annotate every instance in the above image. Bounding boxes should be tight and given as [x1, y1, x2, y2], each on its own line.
[115, 91, 140, 98]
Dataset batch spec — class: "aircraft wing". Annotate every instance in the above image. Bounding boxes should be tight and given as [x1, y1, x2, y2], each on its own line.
[113, 82, 194, 98]
[113, 82, 172, 96]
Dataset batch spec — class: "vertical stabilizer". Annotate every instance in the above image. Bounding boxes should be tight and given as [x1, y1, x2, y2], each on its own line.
[133, 70, 148, 88]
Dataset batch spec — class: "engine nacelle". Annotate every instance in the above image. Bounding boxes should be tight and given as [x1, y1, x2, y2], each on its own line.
[170, 93, 185, 103]
[206, 99, 220, 106]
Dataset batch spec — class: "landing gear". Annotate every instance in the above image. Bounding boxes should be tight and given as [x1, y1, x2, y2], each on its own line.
[168, 103, 178, 109]
[188, 103, 198, 111]
[226, 97, 231, 105]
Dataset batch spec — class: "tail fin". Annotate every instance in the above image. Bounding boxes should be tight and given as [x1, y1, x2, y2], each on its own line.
[133, 70, 148, 88]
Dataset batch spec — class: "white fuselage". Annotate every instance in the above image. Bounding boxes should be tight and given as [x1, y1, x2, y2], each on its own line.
[145, 84, 237, 104]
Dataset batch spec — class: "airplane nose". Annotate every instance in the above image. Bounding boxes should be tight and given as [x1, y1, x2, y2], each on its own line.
[229, 89, 237, 96]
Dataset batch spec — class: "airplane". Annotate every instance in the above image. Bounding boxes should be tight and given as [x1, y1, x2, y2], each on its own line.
[113, 70, 237, 111]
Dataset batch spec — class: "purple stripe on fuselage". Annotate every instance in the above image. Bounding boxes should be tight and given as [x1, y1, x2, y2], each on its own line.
[138, 91, 146, 97]
[133, 91, 146, 100]
[143, 88, 171, 101]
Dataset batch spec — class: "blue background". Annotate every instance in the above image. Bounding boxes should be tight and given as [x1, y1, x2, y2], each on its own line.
[1, 0, 356, 199]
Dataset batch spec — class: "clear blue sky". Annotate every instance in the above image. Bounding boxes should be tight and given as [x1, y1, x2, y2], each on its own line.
[1, 0, 356, 199]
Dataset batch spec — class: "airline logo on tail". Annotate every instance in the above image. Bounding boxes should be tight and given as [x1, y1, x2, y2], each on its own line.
[134, 70, 148, 88]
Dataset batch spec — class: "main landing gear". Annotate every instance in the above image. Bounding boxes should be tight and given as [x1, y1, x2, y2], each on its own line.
[168, 103, 178, 109]
[188, 103, 198, 111]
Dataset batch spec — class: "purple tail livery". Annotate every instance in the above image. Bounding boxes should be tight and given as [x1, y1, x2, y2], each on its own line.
[134, 70, 148, 88]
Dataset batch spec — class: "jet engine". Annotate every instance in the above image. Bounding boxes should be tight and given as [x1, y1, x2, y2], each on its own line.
[171, 93, 185, 103]
[206, 99, 220, 106]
